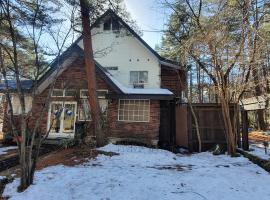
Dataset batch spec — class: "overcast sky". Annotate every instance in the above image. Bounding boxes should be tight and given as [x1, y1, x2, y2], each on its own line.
[123, 0, 171, 49]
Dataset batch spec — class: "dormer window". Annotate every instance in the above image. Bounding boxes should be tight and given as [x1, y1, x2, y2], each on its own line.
[103, 17, 120, 31]
[103, 19, 111, 30]
[130, 71, 148, 88]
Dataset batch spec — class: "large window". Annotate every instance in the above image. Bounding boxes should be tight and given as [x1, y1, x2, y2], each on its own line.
[78, 99, 91, 121]
[130, 71, 148, 85]
[78, 90, 108, 121]
[8, 95, 32, 115]
[118, 100, 150, 122]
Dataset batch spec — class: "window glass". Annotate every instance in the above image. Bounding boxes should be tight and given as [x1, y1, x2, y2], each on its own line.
[52, 89, 64, 97]
[80, 90, 89, 98]
[103, 18, 111, 30]
[130, 71, 148, 84]
[118, 100, 150, 122]
[65, 89, 76, 97]
[78, 99, 91, 121]
[112, 18, 120, 30]
[9, 95, 32, 115]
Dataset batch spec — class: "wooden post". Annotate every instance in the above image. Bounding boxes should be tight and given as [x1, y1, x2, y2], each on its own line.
[241, 110, 249, 151]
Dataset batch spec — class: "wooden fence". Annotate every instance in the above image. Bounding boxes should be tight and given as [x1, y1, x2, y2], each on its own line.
[175, 103, 239, 152]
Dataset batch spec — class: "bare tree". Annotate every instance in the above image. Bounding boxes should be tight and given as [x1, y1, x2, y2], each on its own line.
[0, 0, 76, 191]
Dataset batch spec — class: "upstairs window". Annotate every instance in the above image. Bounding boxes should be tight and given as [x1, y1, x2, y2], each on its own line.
[103, 18, 120, 31]
[130, 71, 148, 85]
[103, 18, 111, 30]
[112, 19, 120, 30]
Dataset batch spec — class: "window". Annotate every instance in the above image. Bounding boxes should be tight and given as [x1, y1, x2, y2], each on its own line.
[52, 89, 64, 97]
[52, 89, 76, 97]
[78, 99, 91, 121]
[80, 89, 108, 99]
[78, 90, 108, 121]
[65, 89, 76, 97]
[112, 18, 120, 30]
[9, 95, 32, 115]
[103, 18, 120, 31]
[0, 95, 4, 103]
[130, 71, 148, 85]
[80, 90, 89, 98]
[103, 18, 111, 30]
[118, 100, 150, 122]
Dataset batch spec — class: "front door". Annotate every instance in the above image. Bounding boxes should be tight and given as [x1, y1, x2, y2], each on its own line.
[48, 102, 77, 137]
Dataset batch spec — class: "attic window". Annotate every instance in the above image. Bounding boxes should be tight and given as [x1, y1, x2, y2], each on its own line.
[112, 18, 120, 30]
[103, 17, 120, 31]
[103, 18, 111, 30]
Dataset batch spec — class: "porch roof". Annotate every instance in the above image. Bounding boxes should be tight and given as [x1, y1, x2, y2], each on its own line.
[0, 80, 33, 92]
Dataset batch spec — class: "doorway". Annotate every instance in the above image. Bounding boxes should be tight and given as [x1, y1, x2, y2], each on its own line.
[48, 101, 77, 137]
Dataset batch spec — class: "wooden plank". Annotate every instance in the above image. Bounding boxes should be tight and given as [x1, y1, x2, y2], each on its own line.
[241, 110, 249, 150]
[175, 105, 188, 148]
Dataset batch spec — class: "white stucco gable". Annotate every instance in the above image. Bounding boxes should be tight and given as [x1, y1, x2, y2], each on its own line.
[77, 10, 166, 89]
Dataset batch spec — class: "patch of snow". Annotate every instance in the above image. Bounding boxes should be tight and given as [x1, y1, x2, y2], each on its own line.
[249, 143, 270, 160]
[3, 144, 270, 200]
[104, 71, 173, 95]
[0, 146, 17, 156]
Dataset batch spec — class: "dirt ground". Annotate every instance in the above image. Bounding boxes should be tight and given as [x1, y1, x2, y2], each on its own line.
[0, 146, 118, 178]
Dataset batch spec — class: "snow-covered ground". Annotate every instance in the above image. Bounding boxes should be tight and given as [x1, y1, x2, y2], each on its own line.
[249, 143, 270, 160]
[0, 146, 17, 156]
[3, 144, 270, 200]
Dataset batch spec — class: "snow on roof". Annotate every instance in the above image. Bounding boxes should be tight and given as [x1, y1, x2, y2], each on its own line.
[104, 71, 173, 95]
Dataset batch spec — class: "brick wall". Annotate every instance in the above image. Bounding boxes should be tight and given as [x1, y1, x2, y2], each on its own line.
[161, 66, 186, 97]
[3, 56, 161, 144]
[106, 99, 160, 145]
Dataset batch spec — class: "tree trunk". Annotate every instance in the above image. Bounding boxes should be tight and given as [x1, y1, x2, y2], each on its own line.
[79, 0, 105, 146]
[219, 89, 236, 155]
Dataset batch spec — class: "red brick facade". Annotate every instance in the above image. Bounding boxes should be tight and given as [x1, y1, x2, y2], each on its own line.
[161, 65, 186, 98]
[3, 56, 179, 145]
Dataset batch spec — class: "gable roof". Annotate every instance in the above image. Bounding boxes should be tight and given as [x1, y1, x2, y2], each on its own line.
[36, 44, 123, 95]
[0, 9, 176, 100]
[79, 9, 183, 70]
[35, 44, 174, 99]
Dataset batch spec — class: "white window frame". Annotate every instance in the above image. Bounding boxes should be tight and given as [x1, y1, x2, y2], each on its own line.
[8, 95, 33, 115]
[78, 89, 108, 121]
[80, 89, 88, 98]
[47, 101, 77, 135]
[64, 89, 76, 97]
[129, 71, 149, 85]
[51, 89, 64, 97]
[80, 89, 108, 98]
[118, 99, 150, 122]
[52, 89, 76, 97]
[78, 99, 91, 121]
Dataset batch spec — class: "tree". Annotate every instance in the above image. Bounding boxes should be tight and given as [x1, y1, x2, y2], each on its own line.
[161, 0, 270, 155]
[0, 0, 76, 191]
[79, 0, 103, 146]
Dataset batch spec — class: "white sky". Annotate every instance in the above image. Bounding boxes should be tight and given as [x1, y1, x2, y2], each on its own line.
[123, 0, 171, 49]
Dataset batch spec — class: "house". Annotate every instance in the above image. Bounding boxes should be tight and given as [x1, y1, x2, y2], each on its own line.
[0, 9, 186, 146]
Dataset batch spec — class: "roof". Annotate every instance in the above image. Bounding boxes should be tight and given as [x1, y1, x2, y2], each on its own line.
[0, 80, 33, 92]
[0, 9, 177, 100]
[102, 68, 173, 95]
[78, 9, 183, 70]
